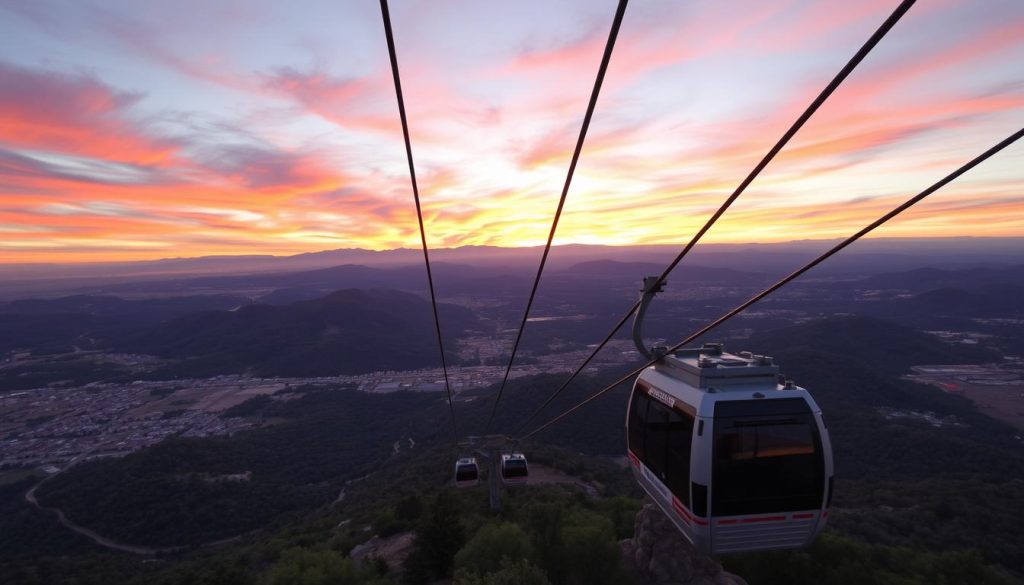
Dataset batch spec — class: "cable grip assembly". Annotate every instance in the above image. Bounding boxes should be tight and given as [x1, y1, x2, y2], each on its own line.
[632, 276, 667, 360]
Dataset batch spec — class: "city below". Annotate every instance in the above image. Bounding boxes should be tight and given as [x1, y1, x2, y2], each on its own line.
[5, 336, 1022, 475]
[0, 339, 642, 472]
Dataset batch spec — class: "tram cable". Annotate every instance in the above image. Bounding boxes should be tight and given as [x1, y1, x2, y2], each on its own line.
[380, 0, 459, 443]
[516, 0, 918, 432]
[483, 0, 630, 434]
[519, 126, 1024, 440]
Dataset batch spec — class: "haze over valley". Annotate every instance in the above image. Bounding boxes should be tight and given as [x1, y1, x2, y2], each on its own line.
[3, 241, 1023, 573]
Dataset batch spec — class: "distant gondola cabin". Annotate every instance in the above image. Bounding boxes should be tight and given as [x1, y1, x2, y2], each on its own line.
[500, 453, 529, 486]
[454, 457, 479, 488]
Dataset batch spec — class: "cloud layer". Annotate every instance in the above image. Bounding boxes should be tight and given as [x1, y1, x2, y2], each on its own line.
[0, 0, 1021, 262]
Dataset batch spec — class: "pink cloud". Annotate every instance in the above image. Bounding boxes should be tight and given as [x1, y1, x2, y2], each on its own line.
[0, 61, 179, 166]
[818, 20, 1024, 111]
[260, 66, 398, 134]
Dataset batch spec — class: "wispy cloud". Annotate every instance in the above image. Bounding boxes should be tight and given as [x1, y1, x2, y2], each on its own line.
[0, 0, 1021, 262]
[0, 61, 179, 166]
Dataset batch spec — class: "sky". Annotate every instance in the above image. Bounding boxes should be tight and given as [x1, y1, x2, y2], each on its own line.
[0, 0, 1022, 264]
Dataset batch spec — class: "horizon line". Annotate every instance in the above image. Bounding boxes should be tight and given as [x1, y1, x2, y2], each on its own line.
[2, 235, 1023, 269]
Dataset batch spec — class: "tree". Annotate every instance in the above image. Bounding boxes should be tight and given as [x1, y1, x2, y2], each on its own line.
[522, 502, 565, 581]
[395, 494, 424, 523]
[405, 491, 466, 583]
[454, 522, 536, 577]
[455, 559, 551, 585]
[598, 496, 642, 540]
[260, 548, 385, 585]
[560, 510, 626, 585]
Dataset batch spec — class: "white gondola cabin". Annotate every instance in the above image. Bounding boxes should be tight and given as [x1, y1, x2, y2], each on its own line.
[626, 343, 833, 555]
[500, 453, 529, 486]
[454, 457, 479, 488]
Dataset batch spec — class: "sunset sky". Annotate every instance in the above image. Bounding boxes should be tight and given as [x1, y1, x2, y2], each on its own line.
[0, 0, 1022, 263]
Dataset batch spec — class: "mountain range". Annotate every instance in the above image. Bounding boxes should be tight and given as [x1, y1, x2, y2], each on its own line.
[3, 237, 1022, 299]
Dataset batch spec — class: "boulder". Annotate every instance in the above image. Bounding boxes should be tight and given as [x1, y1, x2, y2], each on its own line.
[620, 504, 747, 585]
[350, 531, 416, 576]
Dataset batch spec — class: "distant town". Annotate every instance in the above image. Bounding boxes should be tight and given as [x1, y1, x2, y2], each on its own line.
[0, 339, 642, 472]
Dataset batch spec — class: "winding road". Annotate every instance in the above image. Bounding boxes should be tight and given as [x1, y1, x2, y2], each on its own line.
[25, 475, 184, 555]
[23, 457, 247, 556]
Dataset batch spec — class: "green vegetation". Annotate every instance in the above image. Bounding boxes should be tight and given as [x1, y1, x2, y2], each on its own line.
[2, 444, 1020, 584]
[403, 491, 467, 583]
[398, 472, 635, 585]
[0, 359, 130, 392]
[830, 478, 1024, 575]
[454, 522, 533, 576]
[130, 289, 478, 378]
[0, 468, 44, 486]
[34, 387, 448, 546]
[723, 532, 1017, 585]
[2, 315, 1022, 583]
[0, 478, 96, 558]
[457, 559, 551, 585]
[261, 548, 389, 585]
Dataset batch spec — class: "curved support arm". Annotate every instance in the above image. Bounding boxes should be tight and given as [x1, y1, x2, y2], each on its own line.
[632, 276, 666, 360]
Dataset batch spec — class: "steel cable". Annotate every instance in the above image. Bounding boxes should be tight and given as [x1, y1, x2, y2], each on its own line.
[516, 0, 917, 432]
[380, 0, 459, 442]
[483, 0, 630, 434]
[520, 127, 1024, 440]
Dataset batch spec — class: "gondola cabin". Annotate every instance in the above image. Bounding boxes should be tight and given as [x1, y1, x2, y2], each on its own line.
[454, 457, 479, 488]
[626, 343, 833, 555]
[500, 453, 529, 486]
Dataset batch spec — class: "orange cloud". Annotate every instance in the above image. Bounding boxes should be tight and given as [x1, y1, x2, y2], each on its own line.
[261, 67, 394, 133]
[0, 62, 178, 166]
[1, 1, 1022, 264]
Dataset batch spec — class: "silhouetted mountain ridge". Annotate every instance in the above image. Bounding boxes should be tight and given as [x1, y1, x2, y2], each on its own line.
[127, 289, 480, 377]
[556, 259, 763, 284]
[744, 315, 997, 376]
[0, 294, 247, 318]
[851, 265, 1024, 293]
[0, 294, 249, 356]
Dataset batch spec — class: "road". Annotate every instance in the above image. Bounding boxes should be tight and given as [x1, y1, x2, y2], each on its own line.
[22, 449, 248, 556]
[25, 475, 183, 555]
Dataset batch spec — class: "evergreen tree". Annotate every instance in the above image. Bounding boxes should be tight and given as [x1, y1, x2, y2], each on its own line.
[405, 491, 466, 583]
[455, 559, 551, 585]
[454, 522, 535, 576]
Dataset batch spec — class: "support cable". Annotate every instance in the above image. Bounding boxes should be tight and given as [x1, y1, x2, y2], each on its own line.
[516, 0, 917, 432]
[483, 0, 630, 434]
[380, 0, 459, 443]
[519, 127, 1024, 440]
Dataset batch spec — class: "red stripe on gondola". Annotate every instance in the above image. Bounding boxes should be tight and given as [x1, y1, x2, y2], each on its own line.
[717, 519, 738, 525]
[740, 515, 786, 524]
[671, 498, 685, 514]
[627, 450, 641, 468]
[671, 499, 691, 525]
[672, 497, 708, 526]
[823, 510, 829, 518]
[792, 513, 816, 519]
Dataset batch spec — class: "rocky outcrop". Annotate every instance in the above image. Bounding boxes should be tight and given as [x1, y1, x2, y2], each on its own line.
[620, 504, 747, 585]
[350, 531, 416, 576]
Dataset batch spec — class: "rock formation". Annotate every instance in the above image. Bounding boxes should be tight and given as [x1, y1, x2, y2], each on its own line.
[350, 531, 416, 577]
[620, 504, 747, 585]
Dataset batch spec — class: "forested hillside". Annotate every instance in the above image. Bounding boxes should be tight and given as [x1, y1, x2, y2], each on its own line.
[127, 289, 479, 377]
[32, 386, 448, 547]
[0, 289, 480, 389]
[3, 315, 1022, 584]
